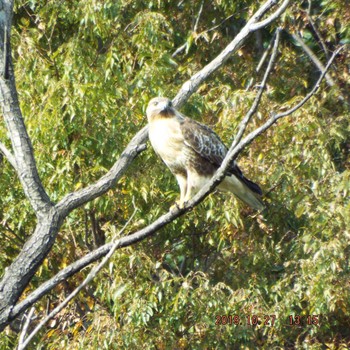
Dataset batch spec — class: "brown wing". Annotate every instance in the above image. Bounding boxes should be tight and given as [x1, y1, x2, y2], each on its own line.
[180, 117, 262, 195]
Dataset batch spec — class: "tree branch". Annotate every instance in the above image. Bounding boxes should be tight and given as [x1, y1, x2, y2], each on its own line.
[55, 128, 147, 215]
[235, 28, 281, 146]
[272, 47, 343, 120]
[0, 1, 52, 215]
[306, 0, 329, 59]
[291, 32, 335, 87]
[250, 0, 290, 31]
[246, 33, 276, 90]
[172, 0, 290, 108]
[0, 140, 17, 170]
[17, 307, 35, 350]
[18, 209, 138, 349]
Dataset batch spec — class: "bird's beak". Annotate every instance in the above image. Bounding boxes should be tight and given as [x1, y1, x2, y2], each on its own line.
[158, 100, 172, 113]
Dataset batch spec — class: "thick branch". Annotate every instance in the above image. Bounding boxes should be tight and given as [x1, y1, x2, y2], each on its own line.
[0, 2, 51, 215]
[56, 128, 147, 215]
[0, 208, 63, 331]
[18, 210, 137, 349]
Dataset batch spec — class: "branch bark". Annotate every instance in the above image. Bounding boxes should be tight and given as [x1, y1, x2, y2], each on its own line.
[18, 210, 137, 349]
[0, 209, 63, 330]
[0, 1, 52, 215]
[56, 129, 147, 215]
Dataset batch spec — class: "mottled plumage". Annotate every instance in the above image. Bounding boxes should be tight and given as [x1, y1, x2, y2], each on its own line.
[146, 97, 264, 210]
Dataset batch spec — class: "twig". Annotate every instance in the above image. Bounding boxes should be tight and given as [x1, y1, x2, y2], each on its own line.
[0, 141, 17, 171]
[172, 43, 187, 58]
[246, 30, 278, 91]
[307, 0, 329, 59]
[193, 0, 204, 33]
[17, 307, 35, 350]
[172, 0, 204, 58]
[234, 28, 281, 147]
[18, 208, 138, 350]
[256, 34, 276, 73]
[198, 14, 235, 36]
[272, 46, 343, 120]
[291, 32, 335, 87]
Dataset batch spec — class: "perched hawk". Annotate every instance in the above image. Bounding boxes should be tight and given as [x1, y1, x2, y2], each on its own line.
[146, 97, 264, 210]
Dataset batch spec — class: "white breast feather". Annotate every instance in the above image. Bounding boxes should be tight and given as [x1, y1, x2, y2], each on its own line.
[148, 118, 185, 168]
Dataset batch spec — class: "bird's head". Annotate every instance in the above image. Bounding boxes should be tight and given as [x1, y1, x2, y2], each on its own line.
[146, 97, 175, 121]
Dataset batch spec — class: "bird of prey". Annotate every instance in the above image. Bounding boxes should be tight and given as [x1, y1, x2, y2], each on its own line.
[146, 97, 264, 210]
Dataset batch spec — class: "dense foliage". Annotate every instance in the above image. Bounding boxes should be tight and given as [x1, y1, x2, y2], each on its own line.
[0, 0, 349, 348]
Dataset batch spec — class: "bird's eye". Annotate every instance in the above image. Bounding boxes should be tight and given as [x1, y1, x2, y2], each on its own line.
[153, 101, 158, 106]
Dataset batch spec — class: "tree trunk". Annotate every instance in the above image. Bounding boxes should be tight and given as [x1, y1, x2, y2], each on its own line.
[0, 209, 63, 331]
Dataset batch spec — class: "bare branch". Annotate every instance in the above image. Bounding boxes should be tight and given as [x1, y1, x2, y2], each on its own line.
[172, 0, 204, 58]
[291, 32, 335, 87]
[172, 43, 187, 58]
[307, 0, 329, 59]
[17, 307, 35, 350]
[256, 35, 276, 73]
[193, 0, 204, 33]
[273, 46, 343, 120]
[0, 2, 52, 214]
[250, 0, 290, 31]
[198, 14, 235, 36]
[0, 140, 17, 170]
[18, 209, 138, 349]
[234, 28, 281, 146]
[246, 33, 276, 91]
[173, 0, 290, 108]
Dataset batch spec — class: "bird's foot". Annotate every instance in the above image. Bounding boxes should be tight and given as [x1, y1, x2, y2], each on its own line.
[170, 200, 184, 212]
